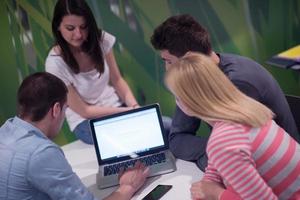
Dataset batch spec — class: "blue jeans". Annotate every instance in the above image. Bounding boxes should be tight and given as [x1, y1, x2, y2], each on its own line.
[73, 116, 172, 145]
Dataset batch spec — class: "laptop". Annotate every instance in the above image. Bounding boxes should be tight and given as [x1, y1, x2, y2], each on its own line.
[89, 104, 176, 189]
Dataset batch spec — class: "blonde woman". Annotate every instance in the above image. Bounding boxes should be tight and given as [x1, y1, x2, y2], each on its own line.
[165, 53, 300, 200]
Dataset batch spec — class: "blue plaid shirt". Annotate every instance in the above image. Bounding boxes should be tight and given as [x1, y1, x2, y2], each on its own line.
[0, 117, 97, 200]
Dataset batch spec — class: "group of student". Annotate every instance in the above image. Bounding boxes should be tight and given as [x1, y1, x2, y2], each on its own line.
[1, 0, 300, 199]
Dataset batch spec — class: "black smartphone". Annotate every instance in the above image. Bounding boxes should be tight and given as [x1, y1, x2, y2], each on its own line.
[142, 184, 172, 200]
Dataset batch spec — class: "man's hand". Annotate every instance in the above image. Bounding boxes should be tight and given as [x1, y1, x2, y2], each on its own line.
[190, 180, 225, 200]
[118, 161, 150, 197]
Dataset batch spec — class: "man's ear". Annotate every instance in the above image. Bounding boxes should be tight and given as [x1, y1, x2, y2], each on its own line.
[52, 102, 61, 118]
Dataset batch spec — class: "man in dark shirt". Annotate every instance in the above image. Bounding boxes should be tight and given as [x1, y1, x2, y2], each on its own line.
[150, 14, 299, 171]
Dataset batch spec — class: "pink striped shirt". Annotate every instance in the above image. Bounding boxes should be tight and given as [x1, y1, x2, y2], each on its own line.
[204, 120, 300, 200]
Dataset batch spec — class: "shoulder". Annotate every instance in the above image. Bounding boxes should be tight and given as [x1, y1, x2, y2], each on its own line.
[219, 53, 260, 66]
[219, 53, 266, 77]
[33, 137, 62, 155]
[29, 141, 64, 166]
[209, 121, 251, 148]
[208, 121, 252, 158]
[219, 53, 272, 80]
[32, 142, 62, 157]
[211, 121, 250, 142]
[45, 48, 73, 81]
[101, 31, 116, 54]
[46, 46, 61, 58]
[102, 31, 116, 43]
[11, 132, 61, 165]
[212, 121, 249, 134]
[45, 46, 65, 70]
[218, 53, 276, 95]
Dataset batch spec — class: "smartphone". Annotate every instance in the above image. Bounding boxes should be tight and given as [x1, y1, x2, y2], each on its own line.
[142, 184, 172, 200]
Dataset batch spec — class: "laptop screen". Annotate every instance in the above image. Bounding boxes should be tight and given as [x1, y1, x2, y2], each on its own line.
[90, 104, 168, 165]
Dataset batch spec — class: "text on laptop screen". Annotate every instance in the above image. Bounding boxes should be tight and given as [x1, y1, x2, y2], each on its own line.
[92, 108, 165, 160]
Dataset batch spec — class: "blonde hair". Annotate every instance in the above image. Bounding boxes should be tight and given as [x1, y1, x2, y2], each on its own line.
[165, 53, 274, 127]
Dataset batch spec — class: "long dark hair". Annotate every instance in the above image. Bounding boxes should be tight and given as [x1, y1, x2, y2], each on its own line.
[52, 0, 104, 74]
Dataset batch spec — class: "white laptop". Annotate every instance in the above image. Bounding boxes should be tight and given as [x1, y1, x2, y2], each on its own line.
[89, 104, 176, 189]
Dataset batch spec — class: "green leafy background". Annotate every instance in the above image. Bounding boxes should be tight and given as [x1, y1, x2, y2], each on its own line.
[1, 0, 300, 145]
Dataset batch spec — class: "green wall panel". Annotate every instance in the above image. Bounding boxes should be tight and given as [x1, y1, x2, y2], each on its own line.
[1, 0, 300, 145]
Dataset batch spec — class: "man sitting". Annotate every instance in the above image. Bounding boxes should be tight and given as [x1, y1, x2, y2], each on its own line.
[0, 72, 148, 200]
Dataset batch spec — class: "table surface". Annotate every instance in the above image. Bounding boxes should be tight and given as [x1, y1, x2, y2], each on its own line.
[62, 140, 203, 200]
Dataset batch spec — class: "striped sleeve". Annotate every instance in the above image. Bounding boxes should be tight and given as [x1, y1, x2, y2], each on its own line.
[203, 123, 226, 183]
[204, 159, 223, 183]
[204, 164, 243, 200]
[207, 122, 277, 200]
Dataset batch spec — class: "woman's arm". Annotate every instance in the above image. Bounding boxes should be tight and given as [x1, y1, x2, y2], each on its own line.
[67, 85, 131, 119]
[106, 50, 139, 108]
[191, 160, 240, 200]
[208, 124, 278, 200]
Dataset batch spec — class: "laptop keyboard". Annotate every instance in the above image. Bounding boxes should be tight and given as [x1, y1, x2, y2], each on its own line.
[104, 152, 166, 176]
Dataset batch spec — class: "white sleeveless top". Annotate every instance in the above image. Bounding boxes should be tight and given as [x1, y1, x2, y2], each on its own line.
[45, 32, 122, 131]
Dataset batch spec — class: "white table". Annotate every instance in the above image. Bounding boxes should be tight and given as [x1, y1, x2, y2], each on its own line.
[62, 140, 203, 200]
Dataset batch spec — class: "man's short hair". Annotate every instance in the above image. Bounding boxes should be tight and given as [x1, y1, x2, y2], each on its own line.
[17, 72, 68, 121]
[151, 14, 212, 57]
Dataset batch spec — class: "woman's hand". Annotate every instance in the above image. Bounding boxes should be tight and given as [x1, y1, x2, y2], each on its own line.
[190, 180, 225, 200]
